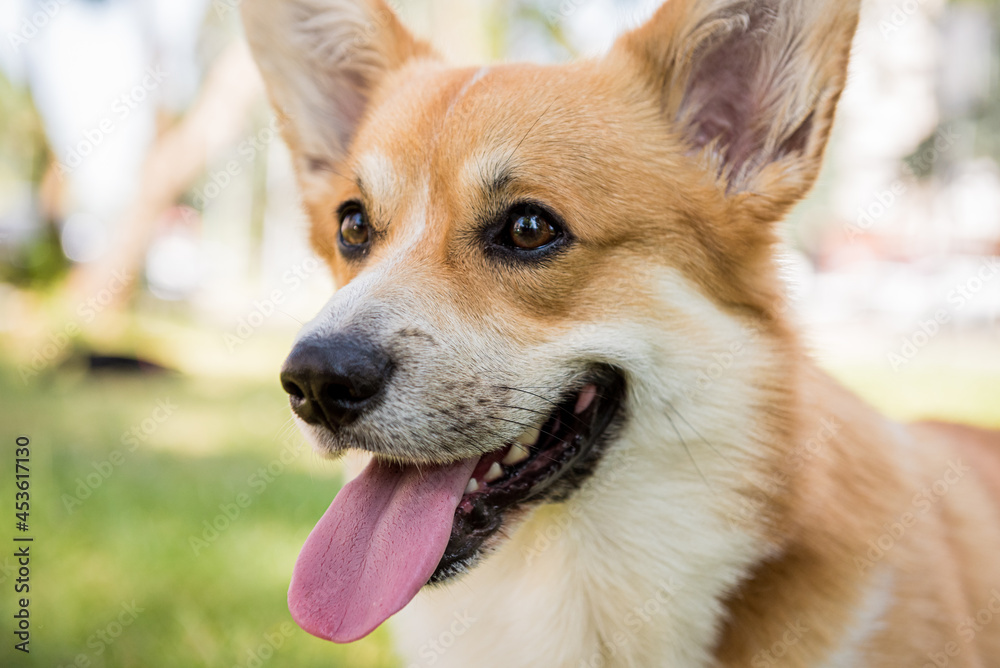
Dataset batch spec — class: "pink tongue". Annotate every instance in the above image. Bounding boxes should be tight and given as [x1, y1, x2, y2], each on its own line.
[288, 456, 476, 643]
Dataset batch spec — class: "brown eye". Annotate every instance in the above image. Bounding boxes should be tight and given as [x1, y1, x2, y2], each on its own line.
[508, 206, 558, 250]
[338, 203, 370, 249]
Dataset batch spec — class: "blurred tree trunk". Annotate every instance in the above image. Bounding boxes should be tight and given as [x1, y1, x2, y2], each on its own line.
[63, 41, 262, 317]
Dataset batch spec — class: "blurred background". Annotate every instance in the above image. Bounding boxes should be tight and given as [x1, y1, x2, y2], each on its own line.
[0, 0, 998, 666]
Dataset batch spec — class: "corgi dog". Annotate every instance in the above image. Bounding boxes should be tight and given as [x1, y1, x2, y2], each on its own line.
[241, 0, 1000, 665]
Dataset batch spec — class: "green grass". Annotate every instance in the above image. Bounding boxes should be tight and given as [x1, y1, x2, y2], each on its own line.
[0, 367, 399, 668]
[828, 362, 1000, 428]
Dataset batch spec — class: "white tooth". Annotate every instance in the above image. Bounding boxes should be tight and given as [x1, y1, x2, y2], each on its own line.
[484, 462, 504, 483]
[465, 478, 479, 494]
[502, 443, 530, 466]
[575, 384, 597, 414]
[516, 426, 541, 447]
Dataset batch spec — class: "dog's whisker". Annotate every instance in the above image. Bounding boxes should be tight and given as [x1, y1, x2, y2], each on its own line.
[481, 415, 569, 467]
[430, 411, 557, 467]
[275, 415, 301, 443]
[275, 308, 305, 326]
[494, 403, 553, 419]
[435, 416, 486, 453]
[664, 400, 783, 496]
[496, 384, 614, 403]
[497, 386, 591, 425]
[505, 100, 555, 165]
[484, 414, 562, 445]
[430, 410, 531, 460]
[664, 412, 712, 490]
[665, 398, 741, 470]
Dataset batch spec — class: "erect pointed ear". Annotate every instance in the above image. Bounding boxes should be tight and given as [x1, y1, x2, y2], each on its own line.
[241, 0, 433, 184]
[613, 0, 860, 217]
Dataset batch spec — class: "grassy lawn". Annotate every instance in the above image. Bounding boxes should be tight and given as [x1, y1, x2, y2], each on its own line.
[0, 365, 399, 668]
[0, 353, 996, 668]
[829, 362, 1000, 429]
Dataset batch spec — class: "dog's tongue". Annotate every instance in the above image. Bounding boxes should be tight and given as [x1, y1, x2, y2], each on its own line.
[288, 456, 476, 643]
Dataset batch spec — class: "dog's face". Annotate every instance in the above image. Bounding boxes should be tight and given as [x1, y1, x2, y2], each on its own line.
[243, 0, 860, 645]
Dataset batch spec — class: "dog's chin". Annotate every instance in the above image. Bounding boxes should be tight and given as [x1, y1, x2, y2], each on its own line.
[429, 365, 627, 583]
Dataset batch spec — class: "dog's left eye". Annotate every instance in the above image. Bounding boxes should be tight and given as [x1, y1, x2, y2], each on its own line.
[338, 201, 370, 251]
[503, 204, 562, 252]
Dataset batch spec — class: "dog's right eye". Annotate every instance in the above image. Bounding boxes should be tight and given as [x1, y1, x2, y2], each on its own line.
[337, 201, 371, 253]
[509, 206, 558, 250]
[485, 202, 570, 262]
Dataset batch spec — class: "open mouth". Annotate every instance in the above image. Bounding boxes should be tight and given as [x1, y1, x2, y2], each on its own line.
[287, 366, 625, 644]
[434, 365, 627, 581]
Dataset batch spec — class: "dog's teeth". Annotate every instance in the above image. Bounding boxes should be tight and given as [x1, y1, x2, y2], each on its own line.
[465, 478, 479, 494]
[575, 384, 598, 414]
[484, 462, 504, 483]
[503, 443, 530, 466]
[516, 426, 541, 447]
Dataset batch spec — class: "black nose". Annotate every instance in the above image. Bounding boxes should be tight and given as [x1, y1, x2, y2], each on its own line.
[280, 333, 393, 429]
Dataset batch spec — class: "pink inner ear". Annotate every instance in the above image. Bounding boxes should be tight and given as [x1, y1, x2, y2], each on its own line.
[675, 0, 828, 180]
[682, 25, 764, 174]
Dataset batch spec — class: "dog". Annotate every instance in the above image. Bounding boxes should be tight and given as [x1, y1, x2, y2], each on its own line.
[240, 0, 1000, 665]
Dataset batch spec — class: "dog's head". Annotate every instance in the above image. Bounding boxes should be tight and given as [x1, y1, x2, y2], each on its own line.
[242, 0, 860, 644]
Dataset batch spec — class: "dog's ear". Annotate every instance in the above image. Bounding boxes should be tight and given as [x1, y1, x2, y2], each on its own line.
[241, 0, 432, 185]
[612, 0, 860, 218]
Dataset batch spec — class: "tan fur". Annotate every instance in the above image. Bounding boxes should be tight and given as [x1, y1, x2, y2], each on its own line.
[242, 0, 1000, 665]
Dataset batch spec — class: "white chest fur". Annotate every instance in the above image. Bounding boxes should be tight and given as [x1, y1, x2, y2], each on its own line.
[394, 411, 772, 668]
